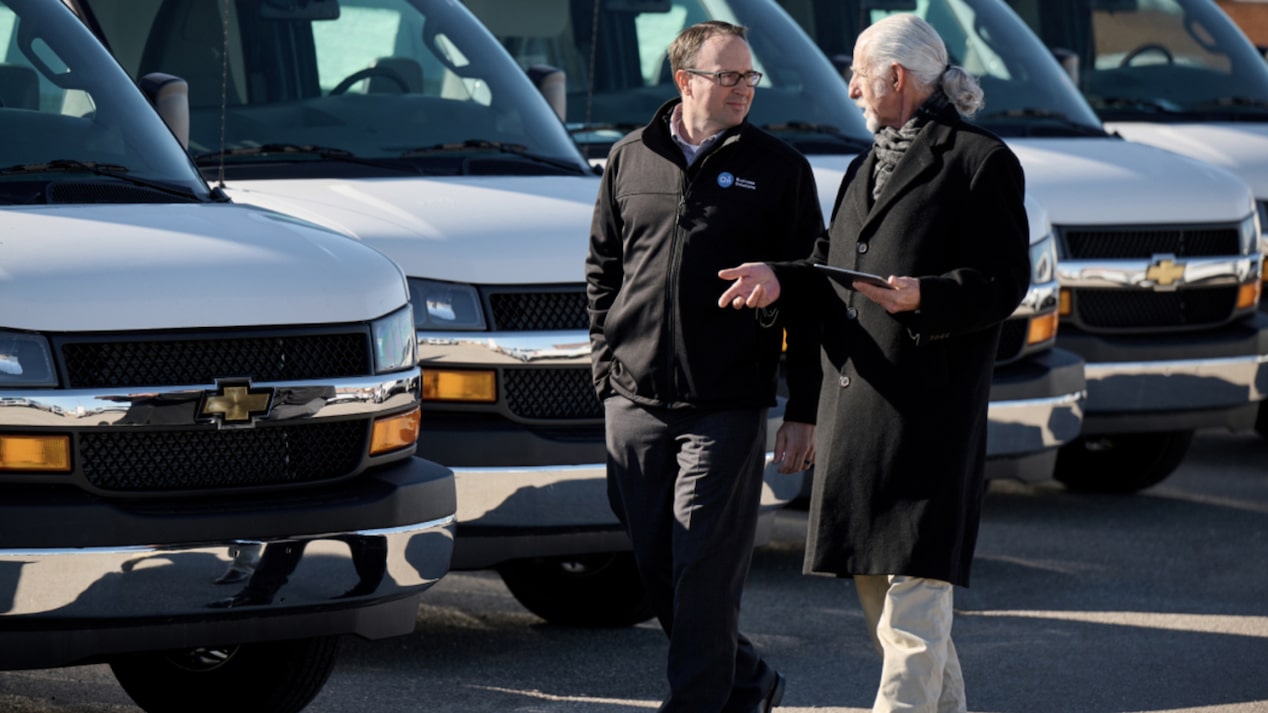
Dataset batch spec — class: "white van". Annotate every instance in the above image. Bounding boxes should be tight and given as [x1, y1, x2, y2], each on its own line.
[1002, 0, 1268, 436]
[0, 0, 454, 710]
[780, 0, 1267, 491]
[68, 0, 804, 629]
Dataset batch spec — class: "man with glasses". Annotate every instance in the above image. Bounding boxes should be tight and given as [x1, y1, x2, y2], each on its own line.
[586, 20, 822, 713]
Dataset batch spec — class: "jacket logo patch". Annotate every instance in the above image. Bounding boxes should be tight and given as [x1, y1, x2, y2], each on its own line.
[717, 172, 735, 188]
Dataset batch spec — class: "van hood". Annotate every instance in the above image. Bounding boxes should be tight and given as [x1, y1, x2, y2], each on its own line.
[223, 175, 603, 285]
[0, 204, 407, 332]
[1006, 137, 1254, 225]
[1104, 121, 1268, 201]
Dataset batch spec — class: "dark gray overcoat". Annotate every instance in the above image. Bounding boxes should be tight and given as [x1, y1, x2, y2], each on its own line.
[774, 105, 1029, 587]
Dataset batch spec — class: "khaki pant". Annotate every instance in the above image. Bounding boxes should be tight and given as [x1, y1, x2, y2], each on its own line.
[853, 575, 967, 713]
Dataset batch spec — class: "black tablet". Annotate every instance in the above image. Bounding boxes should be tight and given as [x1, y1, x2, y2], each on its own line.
[814, 264, 894, 290]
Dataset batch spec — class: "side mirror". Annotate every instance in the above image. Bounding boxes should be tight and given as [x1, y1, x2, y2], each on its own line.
[527, 64, 566, 122]
[139, 72, 190, 149]
[1050, 47, 1080, 88]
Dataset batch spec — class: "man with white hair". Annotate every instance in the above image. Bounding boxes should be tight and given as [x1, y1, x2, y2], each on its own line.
[718, 13, 1030, 712]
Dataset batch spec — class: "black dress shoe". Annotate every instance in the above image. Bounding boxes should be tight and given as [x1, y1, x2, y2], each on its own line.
[760, 672, 785, 712]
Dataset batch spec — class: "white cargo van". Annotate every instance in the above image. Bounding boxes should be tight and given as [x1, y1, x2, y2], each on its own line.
[780, 0, 1267, 491]
[1002, 0, 1268, 436]
[464, 0, 1087, 486]
[0, 0, 455, 711]
[68, 0, 803, 628]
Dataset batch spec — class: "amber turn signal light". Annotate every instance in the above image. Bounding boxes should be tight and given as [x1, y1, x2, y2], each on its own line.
[422, 369, 497, 402]
[0, 434, 71, 472]
[370, 408, 421, 455]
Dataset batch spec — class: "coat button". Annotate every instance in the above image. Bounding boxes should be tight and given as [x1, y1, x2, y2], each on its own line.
[857, 243, 868, 254]
[839, 375, 851, 387]
[846, 307, 858, 320]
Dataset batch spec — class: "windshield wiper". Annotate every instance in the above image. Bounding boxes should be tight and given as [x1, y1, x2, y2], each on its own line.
[1185, 96, 1268, 114]
[975, 108, 1108, 136]
[760, 122, 872, 150]
[192, 143, 420, 173]
[400, 139, 587, 174]
[0, 159, 204, 201]
[1089, 96, 1179, 113]
[568, 122, 644, 135]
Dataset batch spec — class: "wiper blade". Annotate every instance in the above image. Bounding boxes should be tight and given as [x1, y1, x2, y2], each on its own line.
[193, 143, 419, 173]
[1186, 96, 1268, 112]
[0, 159, 203, 200]
[975, 108, 1107, 136]
[400, 139, 587, 173]
[1088, 95, 1178, 113]
[567, 122, 643, 135]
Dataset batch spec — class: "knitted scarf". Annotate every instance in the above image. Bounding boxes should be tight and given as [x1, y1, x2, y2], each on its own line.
[871, 89, 951, 202]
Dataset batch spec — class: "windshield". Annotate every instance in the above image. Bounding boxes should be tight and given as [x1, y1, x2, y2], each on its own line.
[0, 0, 209, 204]
[1004, 0, 1268, 121]
[74, 0, 593, 178]
[777, 0, 1107, 138]
[463, 0, 874, 159]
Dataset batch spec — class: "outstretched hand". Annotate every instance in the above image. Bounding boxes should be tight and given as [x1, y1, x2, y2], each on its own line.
[718, 262, 781, 309]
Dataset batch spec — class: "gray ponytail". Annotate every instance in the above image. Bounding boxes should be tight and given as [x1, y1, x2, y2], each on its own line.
[857, 14, 985, 117]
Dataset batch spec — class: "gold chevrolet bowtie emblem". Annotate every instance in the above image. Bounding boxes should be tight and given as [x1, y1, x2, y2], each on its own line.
[1145, 257, 1186, 288]
[202, 385, 273, 423]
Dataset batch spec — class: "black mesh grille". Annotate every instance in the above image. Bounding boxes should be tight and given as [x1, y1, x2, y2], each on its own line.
[995, 318, 1027, 364]
[79, 421, 366, 494]
[1064, 228, 1238, 259]
[504, 367, 602, 420]
[1074, 287, 1239, 330]
[61, 333, 370, 388]
[488, 291, 588, 331]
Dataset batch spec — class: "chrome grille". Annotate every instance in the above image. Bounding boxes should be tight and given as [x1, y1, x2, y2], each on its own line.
[60, 332, 370, 388]
[504, 367, 602, 420]
[1063, 227, 1238, 259]
[1073, 287, 1239, 330]
[487, 290, 588, 331]
[79, 421, 366, 495]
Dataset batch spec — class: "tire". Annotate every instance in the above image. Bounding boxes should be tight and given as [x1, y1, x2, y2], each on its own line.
[1054, 430, 1195, 493]
[110, 636, 340, 713]
[498, 552, 654, 628]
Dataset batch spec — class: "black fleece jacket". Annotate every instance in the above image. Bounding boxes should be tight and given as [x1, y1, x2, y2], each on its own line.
[586, 99, 823, 423]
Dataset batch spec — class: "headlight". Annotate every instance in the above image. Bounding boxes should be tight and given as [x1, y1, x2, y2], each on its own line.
[0, 331, 57, 388]
[407, 278, 487, 331]
[1256, 201, 1268, 258]
[1029, 233, 1057, 285]
[1241, 209, 1261, 257]
[371, 306, 417, 374]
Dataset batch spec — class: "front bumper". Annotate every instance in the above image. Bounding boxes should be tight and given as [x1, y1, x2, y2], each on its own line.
[0, 456, 455, 670]
[985, 347, 1087, 482]
[424, 405, 804, 570]
[1057, 312, 1268, 434]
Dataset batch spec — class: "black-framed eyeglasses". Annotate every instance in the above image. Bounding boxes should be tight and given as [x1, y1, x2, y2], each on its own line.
[683, 69, 763, 87]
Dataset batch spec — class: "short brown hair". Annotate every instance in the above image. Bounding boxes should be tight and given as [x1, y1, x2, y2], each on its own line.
[668, 21, 748, 75]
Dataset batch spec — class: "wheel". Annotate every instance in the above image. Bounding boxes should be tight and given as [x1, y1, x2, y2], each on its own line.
[1054, 430, 1194, 493]
[1119, 43, 1174, 67]
[329, 67, 409, 95]
[109, 637, 340, 713]
[498, 552, 654, 628]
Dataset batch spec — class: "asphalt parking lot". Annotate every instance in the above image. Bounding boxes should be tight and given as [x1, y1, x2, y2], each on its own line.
[2, 427, 1266, 713]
